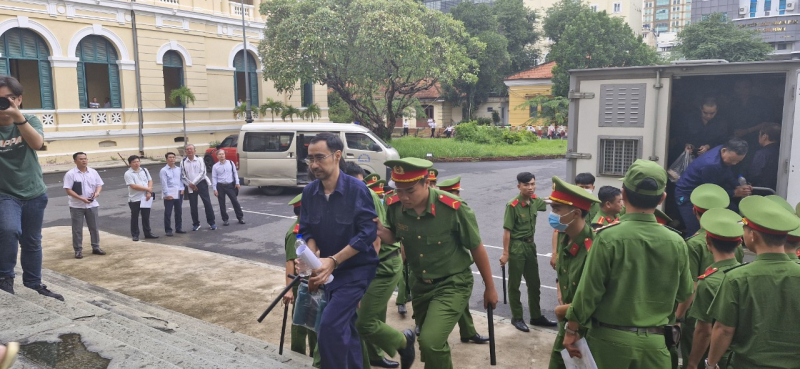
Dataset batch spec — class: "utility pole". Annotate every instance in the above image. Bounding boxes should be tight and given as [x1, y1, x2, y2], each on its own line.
[241, 0, 253, 124]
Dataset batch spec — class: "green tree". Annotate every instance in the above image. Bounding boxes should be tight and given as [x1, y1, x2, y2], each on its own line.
[516, 95, 569, 126]
[302, 103, 322, 122]
[259, 0, 481, 139]
[281, 104, 301, 122]
[327, 91, 355, 123]
[674, 13, 772, 62]
[169, 86, 196, 143]
[543, 0, 584, 44]
[493, 0, 540, 73]
[259, 98, 284, 121]
[545, 1, 659, 96]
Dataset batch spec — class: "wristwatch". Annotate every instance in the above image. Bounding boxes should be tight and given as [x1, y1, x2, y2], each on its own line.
[705, 359, 719, 369]
[13, 118, 28, 126]
[564, 326, 578, 336]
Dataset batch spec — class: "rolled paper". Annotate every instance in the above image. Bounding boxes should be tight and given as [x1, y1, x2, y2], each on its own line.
[296, 244, 334, 284]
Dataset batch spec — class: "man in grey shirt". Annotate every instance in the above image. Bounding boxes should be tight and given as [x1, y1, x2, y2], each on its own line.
[63, 152, 105, 259]
[124, 155, 158, 241]
[181, 144, 217, 231]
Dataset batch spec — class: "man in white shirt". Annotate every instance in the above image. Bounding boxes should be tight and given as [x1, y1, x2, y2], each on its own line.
[428, 118, 436, 138]
[62, 152, 105, 259]
[181, 144, 217, 231]
[211, 150, 245, 226]
[403, 118, 409, 136]
[124, 155, 157, 241]
[160, 152, 186, 236]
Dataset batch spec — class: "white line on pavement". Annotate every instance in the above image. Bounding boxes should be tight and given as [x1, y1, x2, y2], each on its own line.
[484, 244, 552, 258]
[238, 209, 297, 220]
[471, 272, 557, 290]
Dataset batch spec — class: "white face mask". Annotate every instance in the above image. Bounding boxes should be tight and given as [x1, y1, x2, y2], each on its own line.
[584, 188, 594, 194]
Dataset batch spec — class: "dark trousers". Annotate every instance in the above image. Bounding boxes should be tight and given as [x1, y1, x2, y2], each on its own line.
[676, 197, 700, 236]
[216, 183, 243, 222]
[187, 181, 215, 227]
[402, 127, 409, 136]
[319, 278, 370, 369]
[163, 197, 183, 233]
[128, 201, 152, 238]
[431, 128, 435, 137]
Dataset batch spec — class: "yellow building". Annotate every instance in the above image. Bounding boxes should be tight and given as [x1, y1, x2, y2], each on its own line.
[0, 0, 328, 165]
[504, 61, 554, 127]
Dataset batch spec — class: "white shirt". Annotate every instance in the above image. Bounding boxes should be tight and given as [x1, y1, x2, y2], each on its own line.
[124, 167, 151, 202]
[63, 167, 104, 208]
[180, 156, 209, 193]
[211, 160, 240, 190]
[403, 120, 409, 128]
[427, 118, 434, 128]
[160, 164, 183, 199]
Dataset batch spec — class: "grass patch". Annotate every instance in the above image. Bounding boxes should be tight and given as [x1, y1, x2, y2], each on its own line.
[390, 137, 568, 159]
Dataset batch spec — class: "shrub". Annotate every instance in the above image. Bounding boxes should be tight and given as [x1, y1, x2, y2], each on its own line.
[455, 121, 537, 145]
[476, 117, 493, 126]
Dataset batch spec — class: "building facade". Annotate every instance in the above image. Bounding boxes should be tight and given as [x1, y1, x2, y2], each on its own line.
[0, 0, 328, 165]
[504, 61, 554, 127]
[692, 0, 800, 59]
[525, 0, 643, 35]
[643, 0, 693, 33]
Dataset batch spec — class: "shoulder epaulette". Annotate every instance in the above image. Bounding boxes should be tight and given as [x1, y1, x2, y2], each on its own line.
[723, 263, 748, 273]
[385, 194, 401, 206]
[663, 225, 682, 235]
[568, 238, 593, 256]
[595, 221, 621, 233]
[437, 193, 461, 210]
[697, 267, 718, 280]
[510, 199, 519, 207]
[293, 224, 299, 234]
[584, 238, 593, 252]
[531, 194, 538, 199]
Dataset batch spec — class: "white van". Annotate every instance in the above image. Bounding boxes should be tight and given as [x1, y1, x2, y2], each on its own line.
[238, 123, 400, 195]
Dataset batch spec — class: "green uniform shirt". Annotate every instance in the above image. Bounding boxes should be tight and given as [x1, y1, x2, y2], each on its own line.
[370, 189, 400, 259]
[585, 202, 600, 223]
[502, 194, 546, 240]
[687, 258, 740, 323]
[0, 114, 47, 200]
[556, 223, 595, 304]
[566, 213, 693, 328]
[686, 229, 745, 281]
[590, 209, 618, 228]
[385, 188, 481, 280]
[709, 253, 800, 367]
[284, 220, 300, 262]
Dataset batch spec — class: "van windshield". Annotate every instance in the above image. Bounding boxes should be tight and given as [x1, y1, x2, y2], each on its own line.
[366, 132, 391, 149]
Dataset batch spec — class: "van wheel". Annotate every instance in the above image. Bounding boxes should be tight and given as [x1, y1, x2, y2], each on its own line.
[204, 155, 215, 172]
[260, 186, 284, 196]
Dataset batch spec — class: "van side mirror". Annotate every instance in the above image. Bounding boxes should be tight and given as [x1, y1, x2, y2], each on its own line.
[371, 144, 382, 152]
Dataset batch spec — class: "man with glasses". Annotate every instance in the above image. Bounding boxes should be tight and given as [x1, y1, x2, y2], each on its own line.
[0, 75, 63, 300]
[299, 133, 414, 369]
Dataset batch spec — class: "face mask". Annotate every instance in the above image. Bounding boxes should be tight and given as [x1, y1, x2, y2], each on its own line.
[549, 211, 575, 232]
[584, 188, 594, 194]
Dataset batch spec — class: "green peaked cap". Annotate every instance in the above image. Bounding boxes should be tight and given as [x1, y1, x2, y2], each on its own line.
[384, 158, 433, 183]
[691, 183, 730, 210]
[437, 176, 461, 189]
[796, 201, 800, 217]
[740, 195, 800, 234]
[622, 159, 667, 196]
[766, 196, 800, 238]
[288, 193, 302, 206]
[363, 173, 381, 185]
[547, 176, 600, 211]
[700, 208, 744, 239]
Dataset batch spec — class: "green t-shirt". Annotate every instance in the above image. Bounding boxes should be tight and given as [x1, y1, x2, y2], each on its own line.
[502, 194, 546, 240]
[0, 114, 46, 200]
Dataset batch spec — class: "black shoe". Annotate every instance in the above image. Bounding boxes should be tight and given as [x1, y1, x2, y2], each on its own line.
[0, 276, 14, 294]
[460, 334, 490, 344]
[132, 236, 139, 241]
[34, 284, 64, 301]
[92, 248, 106, 255]
[223, 221, 230, 226]
[415, 325, 420, 336]
[144, 234, 159, 239]
[397, 304, 407, 315]
[369, 357, 399, 368]
[530, 316, 558, 327]
[192, 225, 201, 231]
[398, 329, 415, 369]
[176, 230, 186, 234]
[74, 250, 83, 259]
[238, 219, 246, 224]
[511, 318, 530, 332]
[166, 232, 174, 237]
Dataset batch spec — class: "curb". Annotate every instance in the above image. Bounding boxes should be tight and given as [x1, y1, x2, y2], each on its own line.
[431, 155, 565, 163]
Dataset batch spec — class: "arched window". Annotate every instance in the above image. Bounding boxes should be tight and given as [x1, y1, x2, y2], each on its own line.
[76, 35, 121, 109]
[162, 50, 184, 108]
[233, 50, 258, 106]
[0, 28, 54, 109]
[301, 81, 313, 107]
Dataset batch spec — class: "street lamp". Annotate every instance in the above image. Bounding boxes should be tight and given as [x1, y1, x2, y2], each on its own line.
[241, 0, 253, 124]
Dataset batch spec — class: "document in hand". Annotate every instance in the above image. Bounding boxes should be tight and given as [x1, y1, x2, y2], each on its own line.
[140, 194, 154, 209]
[560, 338, 598, 369]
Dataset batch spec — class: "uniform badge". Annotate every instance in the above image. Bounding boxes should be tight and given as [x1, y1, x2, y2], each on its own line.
[397, 223, 409, 231]
[394, 166, 405, 175]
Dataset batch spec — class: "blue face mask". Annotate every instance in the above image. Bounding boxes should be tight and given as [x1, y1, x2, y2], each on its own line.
[549, 211, 574, 232]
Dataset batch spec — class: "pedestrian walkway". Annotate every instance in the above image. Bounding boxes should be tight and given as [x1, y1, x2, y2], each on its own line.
[14, 226, 555, 368]
[40, 157, 165, 174]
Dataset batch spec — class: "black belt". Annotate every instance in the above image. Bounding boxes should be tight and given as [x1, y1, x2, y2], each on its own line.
[379, 250, 400, 263]
[419, 275, 449, 284]
[513, 237, 533, 243]
[598, 322, 664, 335]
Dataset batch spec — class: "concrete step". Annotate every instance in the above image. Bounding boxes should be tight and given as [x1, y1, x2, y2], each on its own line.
[39, 268, 311, 367]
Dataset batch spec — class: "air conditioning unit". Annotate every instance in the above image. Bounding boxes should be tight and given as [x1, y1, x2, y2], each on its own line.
[739, 7, 747, 14]
[765, 10, 771, 15]
[787, 1, 796, 10]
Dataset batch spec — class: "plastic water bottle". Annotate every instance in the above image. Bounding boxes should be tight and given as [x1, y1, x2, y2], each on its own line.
[295, 235, 312, 277]
[738, 175, 747, 187]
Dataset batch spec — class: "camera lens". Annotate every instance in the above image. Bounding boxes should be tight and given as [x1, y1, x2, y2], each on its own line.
[0, 97, 10, 111]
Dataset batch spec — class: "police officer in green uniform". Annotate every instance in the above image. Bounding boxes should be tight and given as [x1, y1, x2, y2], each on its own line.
[683, 208, 743, 369]
[501, 172, 557, 332]
[376, 158, 498, 369]
[547, 176, 600, 369]
[765, 195, 800, 261]
[590, 186, 623, 229]
[706, 195, 800, 369]
[437, 176, 462, 198]
[563, 160, 693, 367]
[283, 194, 319, 361]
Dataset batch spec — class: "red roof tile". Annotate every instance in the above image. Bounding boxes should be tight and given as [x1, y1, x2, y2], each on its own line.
[505, 61, 556, 81]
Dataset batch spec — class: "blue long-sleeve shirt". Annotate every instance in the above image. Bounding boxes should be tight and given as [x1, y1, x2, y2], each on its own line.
[676, 145, 739, 201]
[746, 143, 780, 190]
[299, 171, 378, 289]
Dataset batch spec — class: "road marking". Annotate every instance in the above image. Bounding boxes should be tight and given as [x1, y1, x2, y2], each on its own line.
[471, 272, 557, 290]
[484, 244, 551, 258]
[238, 209, 297, 220]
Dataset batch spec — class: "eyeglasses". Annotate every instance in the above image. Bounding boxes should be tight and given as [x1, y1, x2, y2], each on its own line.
[304, 153, 334, 164]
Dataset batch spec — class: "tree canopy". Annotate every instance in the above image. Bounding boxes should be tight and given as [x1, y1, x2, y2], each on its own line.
[674, 13, 772, 62]
[545, 0, 660, 97]
[259, 0, 481, 138]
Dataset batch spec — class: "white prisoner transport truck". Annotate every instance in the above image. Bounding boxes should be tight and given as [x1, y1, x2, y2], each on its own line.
[238, 123, 400, 195]
[565, 60, 800, 207]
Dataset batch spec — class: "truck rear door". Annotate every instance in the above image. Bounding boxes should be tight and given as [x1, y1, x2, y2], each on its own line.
[784, 67, 800, 206]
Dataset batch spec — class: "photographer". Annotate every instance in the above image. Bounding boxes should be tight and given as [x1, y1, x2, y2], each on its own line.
[0, 75, 63, 301]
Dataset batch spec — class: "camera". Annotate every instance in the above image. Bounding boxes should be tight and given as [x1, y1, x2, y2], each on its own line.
[0, 96, 10, 111]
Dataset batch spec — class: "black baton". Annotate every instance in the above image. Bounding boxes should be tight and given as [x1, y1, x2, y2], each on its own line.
[501, 265, 507, 305]
[279, 302, 289, 355]
[258, 274, 302, 323]
[488, 306, 496, 365]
